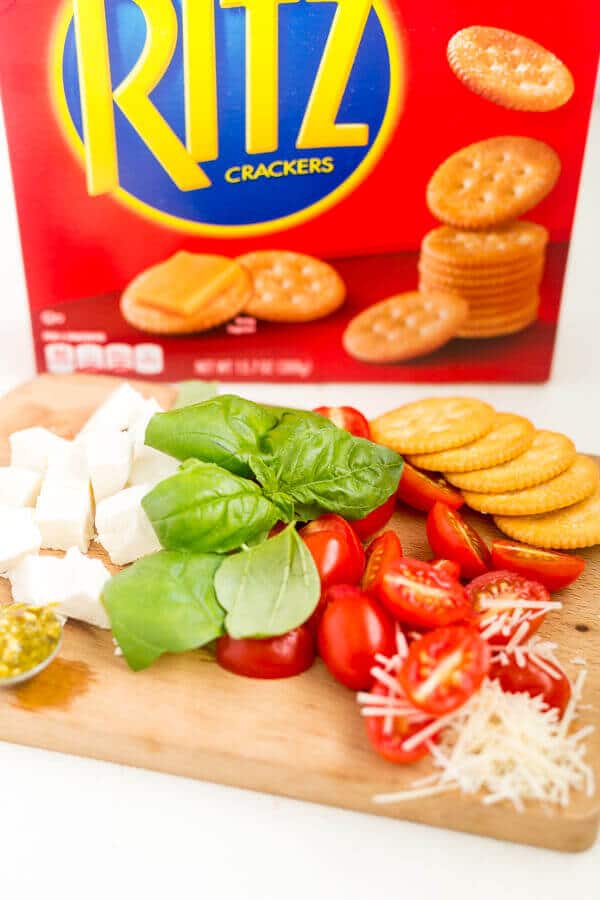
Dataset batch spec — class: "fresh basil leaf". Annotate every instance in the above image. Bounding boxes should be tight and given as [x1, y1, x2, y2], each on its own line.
[145, 394, 281, 478]
[142, 460, 286, 554]
[214, 524, 319, 639]
[258, 410, 403, 520]
[174, 380, 219, 408]
[102, 551, 224, 671]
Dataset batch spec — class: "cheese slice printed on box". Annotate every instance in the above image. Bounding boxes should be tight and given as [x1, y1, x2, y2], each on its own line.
[35, 482, 94, 553]
[0, 466, 43, 507]
[136, 252, 242, 317]
[79, 428, 133, 502]
[95, 484, 161, 566]
[0, 505, 42, 572]
[9, 427, 70, 473]
[8, 548, 111, 629]
[78, 383, 148, 436]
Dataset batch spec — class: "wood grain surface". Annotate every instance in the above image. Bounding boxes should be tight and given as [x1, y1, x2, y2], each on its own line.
[0, 375, 598, 851]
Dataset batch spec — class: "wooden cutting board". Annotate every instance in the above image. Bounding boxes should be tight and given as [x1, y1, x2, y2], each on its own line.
[0, 374, 599, 852]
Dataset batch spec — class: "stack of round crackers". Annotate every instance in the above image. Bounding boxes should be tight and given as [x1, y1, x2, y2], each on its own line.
[420, 135, 560, 339]
[371, 397, 600, 550]
[419, 222, 548, 338]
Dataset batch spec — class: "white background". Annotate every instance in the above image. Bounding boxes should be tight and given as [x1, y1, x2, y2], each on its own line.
[1, 92, 600, 899]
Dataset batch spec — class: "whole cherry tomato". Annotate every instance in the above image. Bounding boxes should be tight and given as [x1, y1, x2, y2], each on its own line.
[397, 463, 464, 513]
[400, 625, 491, 716]
[362, 530, 403, 595]
[216, 627, 315, 679]
[467, 570, 551, 646]
[430, 558, 462, 581]
[490, 540, 585, 593]
[364, 683, 434, 764]
[317, 585, 396, 690]
[490, 655, 571, 718]
[313, 405, 370, 439]
[374, 557, 471, 629]
[350, 492, 397, 541]
[426, 502, 491, 579]
[299, 514, 365, 590]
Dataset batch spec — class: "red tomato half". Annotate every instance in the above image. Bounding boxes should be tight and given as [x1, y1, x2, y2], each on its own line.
[375, 558, 471, 629]
[467, 570, 551, 646]
[430, 558, 462, 581]
[216, 627, 315, 680]
[362, 530, 403, 595]
[317, 585, 396, 690]
[397, 463, 464, 513]
[299, 514, 365, 590]
[426, 503, 491, 579]
[400, 626, 491, 716]
[490, 540, 585, 593]
[313, 406, 370, 439]
[350, 492, 397, 541]
[364, 684, 433, 764]
[490, 656, 571, 718]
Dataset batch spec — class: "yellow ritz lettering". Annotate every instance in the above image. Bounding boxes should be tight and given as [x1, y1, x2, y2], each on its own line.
[72, 0, 373, 196]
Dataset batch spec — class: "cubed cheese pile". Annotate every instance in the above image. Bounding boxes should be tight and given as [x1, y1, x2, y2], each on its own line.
[0, 384, 178, 629]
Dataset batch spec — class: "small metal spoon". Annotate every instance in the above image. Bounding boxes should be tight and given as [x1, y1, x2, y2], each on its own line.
[0, 630, 63, 689]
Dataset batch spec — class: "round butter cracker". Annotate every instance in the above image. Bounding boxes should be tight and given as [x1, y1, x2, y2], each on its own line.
[462, 455, 599, 516]
[407, 412, 534, 473]
[370, 397, 495, 454]
[448, 27, 574, 113]
[426, 138, 561, 229]
[494, 486, 600, 550]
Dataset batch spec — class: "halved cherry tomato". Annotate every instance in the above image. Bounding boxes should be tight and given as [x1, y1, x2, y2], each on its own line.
[397, 463, 464, 513]
[426, 503, 491, 579]
[313, 405, 370, 439]
[467, 570, 551, 646]
[430, 558, 462, 581]
[364, 683, 433, 764]
[299, 514, 365, 590]
[490, 540, 585, 593]
[374, 558, 472, 629]
[350, 492, 397, 541]
[216, 626, 315, 680]
[317, 585, 396, 690]
[490, 655, 571, 718]
[362, 530, 403, 595]
[400, 625, 491, 716]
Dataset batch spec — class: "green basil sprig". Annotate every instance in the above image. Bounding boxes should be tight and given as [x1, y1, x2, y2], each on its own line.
[142, 460, 289, 554]
[214, 525, 319, 639]
[146, 394, 280, 478]
[102, 551, 224, 671]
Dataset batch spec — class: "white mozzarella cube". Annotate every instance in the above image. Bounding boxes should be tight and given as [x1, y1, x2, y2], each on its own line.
[35, 481, 94, 553]
[8, 549, 111, 629]
[0, 505, 42, 572]
[95, 484, 160, 566]
[0, 466, 43, 508]
[45, 441, 89, 487]
[78, 383, 148, 436]
[129, 397, 164, 453]
[128, 447, 179, 488]
[9, 427, 70, 473]
[79, 428, 132, 502]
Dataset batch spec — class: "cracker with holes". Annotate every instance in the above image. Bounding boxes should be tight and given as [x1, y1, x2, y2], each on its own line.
[426, 137, 560, 229]
[370, 397, 496, 454]
[238, 251, 346, 323]
[342, 291, 468, 364]
[448, 26, 574, 112]
[121, 251, 253, 335]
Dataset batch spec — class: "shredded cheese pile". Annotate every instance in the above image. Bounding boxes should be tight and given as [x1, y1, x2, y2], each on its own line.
[373, 672, 595, 811]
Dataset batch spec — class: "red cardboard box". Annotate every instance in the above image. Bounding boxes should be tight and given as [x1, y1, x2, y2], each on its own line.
[0, 1, 598, 382]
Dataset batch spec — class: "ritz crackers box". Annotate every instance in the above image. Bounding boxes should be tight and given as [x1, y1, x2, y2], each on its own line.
[0, 2, 598, 383]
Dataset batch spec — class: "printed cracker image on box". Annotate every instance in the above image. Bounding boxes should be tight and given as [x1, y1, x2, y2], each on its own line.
[0, 2, 598, 382]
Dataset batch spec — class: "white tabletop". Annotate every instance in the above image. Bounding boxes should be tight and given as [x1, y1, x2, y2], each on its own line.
[1, 97, 599, 898]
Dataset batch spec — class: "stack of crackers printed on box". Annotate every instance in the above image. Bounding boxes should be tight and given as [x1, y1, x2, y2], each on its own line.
[371, 397, 600, 550]
[344, 26, 573, 365]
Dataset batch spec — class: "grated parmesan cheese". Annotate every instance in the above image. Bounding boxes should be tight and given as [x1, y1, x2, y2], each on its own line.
[373, 673, 595, 811]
